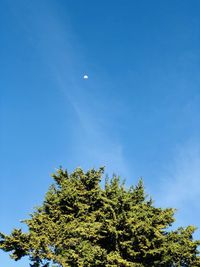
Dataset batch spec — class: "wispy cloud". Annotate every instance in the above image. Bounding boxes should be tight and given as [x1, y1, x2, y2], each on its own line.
[15, 1, 131, 179]
[55, 68, 130, 179]
[156, 140, 200, 232]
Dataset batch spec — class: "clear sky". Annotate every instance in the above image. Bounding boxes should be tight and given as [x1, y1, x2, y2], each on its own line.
[1, 0, 200, 265]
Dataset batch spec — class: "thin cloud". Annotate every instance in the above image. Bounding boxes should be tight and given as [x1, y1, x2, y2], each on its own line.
[55, 73, 130, 179]
[156, 141, 200, 233]
[17, 0, 131, 179]
[161, 142, 200, 205]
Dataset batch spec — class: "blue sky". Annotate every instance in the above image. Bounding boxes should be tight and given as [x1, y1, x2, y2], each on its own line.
[1, 0, 200, 265]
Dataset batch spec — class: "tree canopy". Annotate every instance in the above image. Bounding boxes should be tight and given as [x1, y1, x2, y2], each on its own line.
[0, 167, 200, 266]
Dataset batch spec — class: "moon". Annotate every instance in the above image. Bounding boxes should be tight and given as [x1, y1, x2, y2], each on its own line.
[83, 75, 88, 79]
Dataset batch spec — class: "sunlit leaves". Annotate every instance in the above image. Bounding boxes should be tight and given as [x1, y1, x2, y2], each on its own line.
[0, 167, 199, 266]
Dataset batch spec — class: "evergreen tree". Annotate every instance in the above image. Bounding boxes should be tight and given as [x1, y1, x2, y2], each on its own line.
[0, 167, 200, 266]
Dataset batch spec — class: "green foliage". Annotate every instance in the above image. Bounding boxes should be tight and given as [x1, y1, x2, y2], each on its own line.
[0, 167, 200, 266]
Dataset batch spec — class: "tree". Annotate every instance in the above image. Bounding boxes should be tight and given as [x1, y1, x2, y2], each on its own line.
[0, 167, 200, 267]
